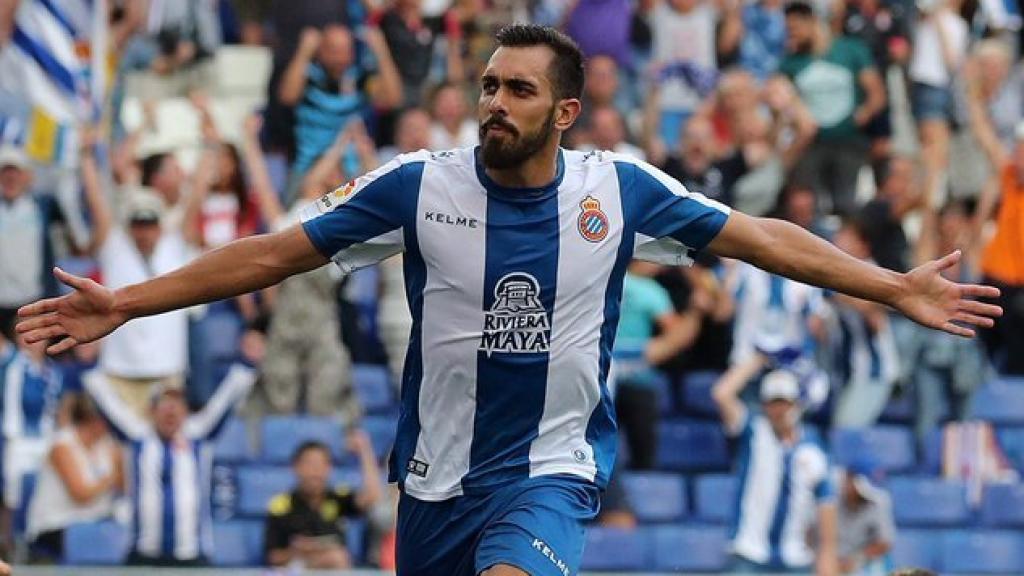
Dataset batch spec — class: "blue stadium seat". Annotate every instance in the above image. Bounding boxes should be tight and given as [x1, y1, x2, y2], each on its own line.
[650, 524, 730, 572]
[63, 521, 129, 565]
[212, 520, 265, 566]
[889, 477, 968, 527]
[972, 379, 1024, 425]
[679, 371, 721, 418]
[352, 364, 394, 414]
[981, 483, 1024, 527]
[653, 372, 674, 416]
[260, 416, 344, 464]
[996, 427, 1024, 472]
[693, 474, 738, 523]
[657, 419, 731, 472]
[891, 529, 944, 573]
[942, 530, 1024, 574]
[580, 527, 648, 571]
[213, 417, 253, 463]
[361, 415, 398, 461]
[921, 428, 943, 475]
[879, 389, 916, 424]
[621, 472, 687, 523]
[236, 465, 294, 517]
[831, 426, 915, 472]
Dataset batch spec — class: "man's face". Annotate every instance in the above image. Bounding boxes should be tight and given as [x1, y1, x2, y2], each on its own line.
[785, 14, 816, 53]
[294, 448, 332, 496]
[151, 157, 184, 205]
[882, 157, 914, 201]
[397, 110, 433, 153]
[433, 86, 468, 126]
[590, 107, 625, 150]
[585, 56, 619, 105]
[129, 220, 162, 258]
[785, 187, 817, 228]
[152, 394, 188, 440]
[318, 26, 354, 79]
[763, 398, 796, 433]
[681, 117, 715, 168]
[0, 166, 28, 201]
[478, 46, 561, 170]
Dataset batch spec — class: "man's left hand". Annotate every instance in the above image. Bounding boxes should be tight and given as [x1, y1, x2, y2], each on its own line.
[893, 250, 1002, 338]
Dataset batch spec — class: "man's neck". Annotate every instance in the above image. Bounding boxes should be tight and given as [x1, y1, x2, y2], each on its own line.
[483, 142, 561, 189]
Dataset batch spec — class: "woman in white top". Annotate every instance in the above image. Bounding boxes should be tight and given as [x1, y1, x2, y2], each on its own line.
[26, 394, 121, 562]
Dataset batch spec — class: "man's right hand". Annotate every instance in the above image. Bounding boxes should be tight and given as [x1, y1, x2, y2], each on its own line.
[16, 267, 127, 355]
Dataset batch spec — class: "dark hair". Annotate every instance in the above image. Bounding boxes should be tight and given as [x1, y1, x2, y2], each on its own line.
[494, 24, 585, 101]
[292, 441, 332, 464]
[784, 1, 815, 17]
[69, 393, 103, 425]
[141, 153, 171, 187]
[215, 143, 251, 229]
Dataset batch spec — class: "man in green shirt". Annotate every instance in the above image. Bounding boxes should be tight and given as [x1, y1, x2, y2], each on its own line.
[779, 0, 886, 216]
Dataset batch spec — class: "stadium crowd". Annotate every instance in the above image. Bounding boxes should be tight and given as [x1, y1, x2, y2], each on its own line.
[0, 0, 1023, 573]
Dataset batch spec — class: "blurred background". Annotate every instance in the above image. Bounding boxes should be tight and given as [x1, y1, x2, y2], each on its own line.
[0, 0, 1022, 573]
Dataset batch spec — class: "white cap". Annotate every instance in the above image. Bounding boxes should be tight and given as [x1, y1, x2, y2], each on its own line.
[122, 186, 166, 223]
[0, 146, 30, 170]
[760, 369, 800, 402]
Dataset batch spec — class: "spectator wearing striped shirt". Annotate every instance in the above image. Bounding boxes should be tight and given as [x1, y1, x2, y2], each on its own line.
[82, 365, 255, 566]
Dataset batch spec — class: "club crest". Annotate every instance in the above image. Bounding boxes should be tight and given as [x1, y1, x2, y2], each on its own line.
[577, 195, 609, 242]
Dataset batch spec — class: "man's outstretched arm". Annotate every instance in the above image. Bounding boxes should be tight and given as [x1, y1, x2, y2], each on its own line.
[17, 225, 328, 354]
[706, 211, 1002, 337]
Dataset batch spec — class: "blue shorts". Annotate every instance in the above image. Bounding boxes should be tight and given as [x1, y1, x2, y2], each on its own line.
[396, 475, 600, 576]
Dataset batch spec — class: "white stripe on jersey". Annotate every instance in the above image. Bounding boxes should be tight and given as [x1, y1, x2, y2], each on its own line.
[403, 160, 488, 501]
[174, 444, 199, 560]
[529, 156, 624, 481]
[137, 440, 162, 556]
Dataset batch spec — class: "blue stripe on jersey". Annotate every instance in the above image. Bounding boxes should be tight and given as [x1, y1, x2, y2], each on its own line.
[769, 275, 785, 309]
[161, 441, 175, 557]
[768, 449, 795, 567]
[130, 441, 142, 552]
[463, 191, 561, 492]
[302, 161, 423, 260]
[387, 162, 426, 487]
[625, 163, 728, 251]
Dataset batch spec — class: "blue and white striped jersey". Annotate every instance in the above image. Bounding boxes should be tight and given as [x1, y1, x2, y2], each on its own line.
[83, 366, 255, 561]
[301, 147, 730, 501]
[728, 409, 834, 568]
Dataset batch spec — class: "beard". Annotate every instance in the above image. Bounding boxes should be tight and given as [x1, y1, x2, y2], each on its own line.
[479, 109, 556, 170]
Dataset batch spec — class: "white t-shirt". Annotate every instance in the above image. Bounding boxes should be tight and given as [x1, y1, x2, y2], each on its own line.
[910, 11, 968, 87]
[98, 228, 191, 378]
[27, 427, 116, 538]
[651, 1, 719, 111]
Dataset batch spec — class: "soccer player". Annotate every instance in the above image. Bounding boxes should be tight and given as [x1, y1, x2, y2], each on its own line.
[16, 24, 1001, 576]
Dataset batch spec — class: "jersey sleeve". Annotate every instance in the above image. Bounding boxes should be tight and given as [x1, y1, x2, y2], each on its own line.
[618, 159, 731, 265]
[300, 155, 423, 274]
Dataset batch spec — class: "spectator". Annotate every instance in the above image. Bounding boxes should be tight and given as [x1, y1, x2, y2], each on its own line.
[907, 195, 988, 438]
[580, 106, 646, 160]
[837, 459, 895, 576]
[963, 39, 1022, 175]
[858, 156, 921, 274]
[1, 324, 66, 546]
[91, 187, 192, 417]
[264, 434, 382, 569]
[774, 183, 831, 237]
[908, 0, 968, 178]
[613, 260, 704, 469]
[712, 363, 838, 574]
[563, 0, 633, 70]
[647, 0, 743, 150]
[122, 0, 222, 79]
[738, 0, 786, 80]
[0, 146, 82, 334]
[830, 217, 900, 427]
[780, 0, 886, 215]
[566, 55, 630, 147]
[83, 365, 255, 566]
[975, 121, 1024, 374]
[379, 108, 434, 164]
[241, 115, 363, 419]
[25, 395, 121, 563]
[661, 115, 742, 205]
[139, 152, 188, 232]
[376, 0, 464, 106]
[429, 82, 478, 149]
[278, 24, 402, 181]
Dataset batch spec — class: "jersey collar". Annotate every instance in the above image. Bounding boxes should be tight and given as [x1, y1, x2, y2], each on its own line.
[473, 146, 565, 204]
